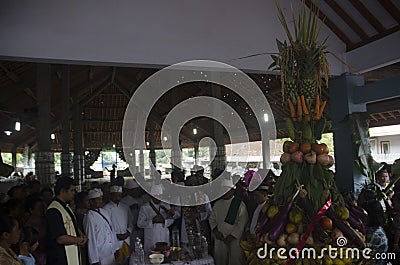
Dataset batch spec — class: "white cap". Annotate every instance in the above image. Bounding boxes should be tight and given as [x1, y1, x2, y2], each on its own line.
[88, 188, 103, 199]
[110, 185, 123, 193]
[150, 184, 163, 196]
[125, 179, 139, 189]
[221, 178, 235, 189]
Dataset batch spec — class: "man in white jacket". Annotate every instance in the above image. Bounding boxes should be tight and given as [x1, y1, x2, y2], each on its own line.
[137, 184, 175, 251]
[209, 178, 248, 265]
[84, 188, 119, 265]
[103, 185, 132, 263]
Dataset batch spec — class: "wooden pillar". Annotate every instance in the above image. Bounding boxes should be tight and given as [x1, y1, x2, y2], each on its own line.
[11, 145, 17, 168]
[194, 140, 199, 165]
[61, 65, 72, 176]
[329, 74, 366, 194]
[73, 91, 84, 186]
[139, 149, 145, 177]
[35, 63, 55, 185]
[210, 79, 226, 172]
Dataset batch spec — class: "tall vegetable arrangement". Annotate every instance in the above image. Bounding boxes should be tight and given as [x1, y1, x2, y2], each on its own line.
[241, 2, 367, 264]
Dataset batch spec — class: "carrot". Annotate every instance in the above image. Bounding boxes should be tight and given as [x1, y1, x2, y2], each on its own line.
[297, 95, 303, 122]
[287, 98, 296, 121]
[318, 101, 327, 119]
[314, 95, 320, 120]
[301, 95, 309, 115]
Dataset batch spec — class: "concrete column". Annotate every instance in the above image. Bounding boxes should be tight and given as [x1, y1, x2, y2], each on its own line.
[61, 65, 72, 176]
[149, 121, 156, 178]
[329, 74, 366, 194]
[35, 63, 55, 185]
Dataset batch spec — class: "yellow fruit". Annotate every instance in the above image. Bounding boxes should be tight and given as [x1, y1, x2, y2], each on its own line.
[289, 209, 303, 224]
[267, 205, 279, 218]
[262, 203, 270, 214]
[286, 223, 298, 234]
[336, 206, 350, 220]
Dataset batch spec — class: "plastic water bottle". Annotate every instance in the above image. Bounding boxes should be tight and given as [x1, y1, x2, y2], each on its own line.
[201, 236, 208, 258]
[137, 243, 145, 265]
[134, 237, 141, 253]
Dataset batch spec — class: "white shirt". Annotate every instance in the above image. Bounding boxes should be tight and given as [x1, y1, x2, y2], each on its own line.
[137, 201, 174, 251]
[209, 196, 248, 239]
[83, 208, 119, 264]
[249, 201, 267, 234]
[103, 200, 133, 248]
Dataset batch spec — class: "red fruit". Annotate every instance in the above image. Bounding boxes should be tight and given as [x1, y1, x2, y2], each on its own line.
[300, 143, 312, 154]
[289, 142, 299, 153]
[317, 154, 332, 167]
[311, 143, 324, 155]
[291, 151, 304, 164]
[319, 216, 333, 231]
[280, 153, 291, 164]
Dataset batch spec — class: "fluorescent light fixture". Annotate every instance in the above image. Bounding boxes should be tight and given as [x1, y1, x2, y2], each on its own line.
[15, 121, 21, 131]
[193, 128, 197, 135]
[264, 113, 269, 122]
[50, 133, 55, 140]
[4, 131, 12, 136]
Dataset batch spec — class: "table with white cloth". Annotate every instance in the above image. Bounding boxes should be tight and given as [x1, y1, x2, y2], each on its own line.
[129, 254, 214, 265]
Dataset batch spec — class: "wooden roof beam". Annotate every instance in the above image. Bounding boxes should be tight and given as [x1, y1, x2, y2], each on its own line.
[378, 0, 400, 24]
[325, 0, 369, 41]
[348, 0, 386, 33]
[303, 0, 354, 47]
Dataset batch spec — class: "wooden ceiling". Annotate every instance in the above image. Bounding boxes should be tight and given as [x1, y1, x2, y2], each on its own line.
[305, 0, 400, 51]
[0, 60, 399, 153]
[1, 0, 400, 152]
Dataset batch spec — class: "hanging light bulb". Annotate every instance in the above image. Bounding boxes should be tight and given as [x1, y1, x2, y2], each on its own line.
[15, 121, 21, 131]
[50, 133, 55, 140]
[193, 128, 197, 135]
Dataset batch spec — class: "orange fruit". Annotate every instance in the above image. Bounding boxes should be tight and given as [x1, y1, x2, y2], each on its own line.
[319, 216, 333, 231]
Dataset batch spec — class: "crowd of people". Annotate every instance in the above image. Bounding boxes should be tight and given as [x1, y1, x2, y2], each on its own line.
[0, 165, 399, 265]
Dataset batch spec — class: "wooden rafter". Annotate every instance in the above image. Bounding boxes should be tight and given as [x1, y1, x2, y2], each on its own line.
[370, 114, 378, 122]
[378, 113, 387, 120]
[378, 0, 400, 24]
[325, 0, 369, 41]
[388, 111, 397, 119]
[303, 0, 354, 47]
[348, 0, 386, 33]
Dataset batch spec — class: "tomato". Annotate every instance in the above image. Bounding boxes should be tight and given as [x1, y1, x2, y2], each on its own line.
[300, 142, 311, 153]
[311, 143, 324, 155]
[319, 216, 333, 230]
[289, 142, 299, 153]
[320, 143, 329, 154]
